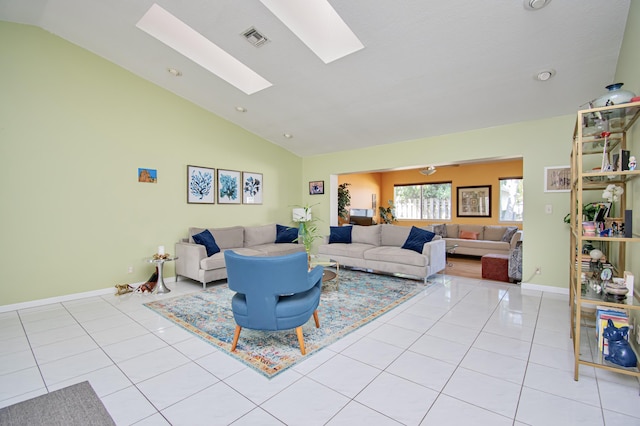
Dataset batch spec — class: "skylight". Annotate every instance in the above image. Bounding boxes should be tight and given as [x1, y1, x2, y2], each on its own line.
[136, 4, 272, 95]
[259, 0, 364, 64]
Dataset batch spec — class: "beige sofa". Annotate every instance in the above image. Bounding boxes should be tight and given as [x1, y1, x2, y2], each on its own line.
[426, 223, 522, 257]
[175, 224, 304, 288]
[317, 224, 446, 283]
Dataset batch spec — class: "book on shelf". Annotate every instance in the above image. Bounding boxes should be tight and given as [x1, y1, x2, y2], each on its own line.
[582, 221, 596, 236]
[596, 306, 629, 355]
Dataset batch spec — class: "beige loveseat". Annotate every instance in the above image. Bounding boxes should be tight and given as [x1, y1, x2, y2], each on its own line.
[426, 223, 522, 257]
[175, 224, 304, 288]
[317, 224, 446, 283]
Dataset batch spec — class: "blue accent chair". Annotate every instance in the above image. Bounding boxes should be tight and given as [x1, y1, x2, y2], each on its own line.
[224, 250, 324, 355]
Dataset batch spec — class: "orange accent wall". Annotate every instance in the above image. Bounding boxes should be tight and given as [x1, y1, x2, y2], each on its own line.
[338, 173, 382, 225]
[339, 159, 523, 228]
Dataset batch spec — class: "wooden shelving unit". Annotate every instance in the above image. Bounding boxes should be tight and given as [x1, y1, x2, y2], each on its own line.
[569, 101, 640, 381]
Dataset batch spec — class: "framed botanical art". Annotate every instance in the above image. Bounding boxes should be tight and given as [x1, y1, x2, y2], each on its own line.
[242, 171, 263, 204]
[309, 180, 324, 195]
[187, 165, 215, 204]
[457, 185, 491, 217]
[217, 169, 242, 204]
[544, 166, 571, 192]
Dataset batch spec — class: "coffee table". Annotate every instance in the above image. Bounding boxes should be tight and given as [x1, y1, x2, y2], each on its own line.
[309, 255, 339, 291]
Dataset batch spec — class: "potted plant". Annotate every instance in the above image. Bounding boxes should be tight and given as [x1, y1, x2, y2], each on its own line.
[379, 200, 397, 224]
[338, 183, 351, 224]
[563, 202, 599, 224]
[292, 204, 321, 255]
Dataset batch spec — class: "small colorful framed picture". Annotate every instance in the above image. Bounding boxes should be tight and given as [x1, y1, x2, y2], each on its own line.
[138, 168, 157, 183]
[218, 169, 242, 204]
[242, 172, 263, 204]
[309, 180, 324, 195]
[187, 165, 215, 204]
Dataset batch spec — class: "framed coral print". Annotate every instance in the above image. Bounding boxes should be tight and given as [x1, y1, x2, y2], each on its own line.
[242, 171, 263, 204]
[187, 165, 214, 204]
[217, 169, 242, 204]
[457, 185, 491, 217]
[544, 166, 571, 192]
[309, 180, 324, 195]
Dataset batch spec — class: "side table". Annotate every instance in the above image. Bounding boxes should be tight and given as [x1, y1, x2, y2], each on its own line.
[309, 256, 339, 291]
[446, 244, 458, 268]
[146, 256, 177, 294]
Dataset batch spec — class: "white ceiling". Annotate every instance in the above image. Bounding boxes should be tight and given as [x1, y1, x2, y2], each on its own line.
[0, 0, 631, 157]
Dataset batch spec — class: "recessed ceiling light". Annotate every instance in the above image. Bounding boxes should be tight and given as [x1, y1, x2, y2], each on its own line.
[235, 106, 247, 112]
[283, 133, 293, 139]
[137, 4, 272, 95]
[260, 0, 364, 64]
[524, 0, 552, 11]
[535, 69, 556, 81]
[167, 67, 182, 77]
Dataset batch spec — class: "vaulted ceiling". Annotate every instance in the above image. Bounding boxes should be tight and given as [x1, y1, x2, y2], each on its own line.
[0, 0, 631, 157]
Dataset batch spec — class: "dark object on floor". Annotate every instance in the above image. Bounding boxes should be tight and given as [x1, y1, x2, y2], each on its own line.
[481, 253, 510, 283]
[136, 267, 159, 293]
[0, 381, 115, 426]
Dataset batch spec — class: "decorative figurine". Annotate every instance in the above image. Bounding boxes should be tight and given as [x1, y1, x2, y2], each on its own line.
[603, 319, 637, 367]
[629, 156, 637, 171]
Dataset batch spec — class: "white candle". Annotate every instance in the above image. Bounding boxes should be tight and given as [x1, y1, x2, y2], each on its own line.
[158, 245, 165, 255]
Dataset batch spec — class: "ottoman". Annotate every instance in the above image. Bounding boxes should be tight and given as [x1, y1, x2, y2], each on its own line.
[481, 254, 510, 283]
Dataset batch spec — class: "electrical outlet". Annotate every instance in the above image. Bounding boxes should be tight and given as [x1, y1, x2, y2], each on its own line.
[127, 266, 134, 274]
[535, 267, 541, 275]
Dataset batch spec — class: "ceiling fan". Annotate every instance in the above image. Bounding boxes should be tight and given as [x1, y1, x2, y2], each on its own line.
[419, 166, 437, 176]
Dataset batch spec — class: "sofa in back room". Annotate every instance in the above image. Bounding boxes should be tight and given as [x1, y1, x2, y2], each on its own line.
[426, 223, 522, 257]
[317, 224, 446, 283]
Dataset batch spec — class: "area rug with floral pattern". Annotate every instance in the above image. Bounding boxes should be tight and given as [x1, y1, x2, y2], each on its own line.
[144, 269, 425, 378]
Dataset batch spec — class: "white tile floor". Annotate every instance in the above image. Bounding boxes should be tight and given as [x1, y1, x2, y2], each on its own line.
[1, 274, 640, 425]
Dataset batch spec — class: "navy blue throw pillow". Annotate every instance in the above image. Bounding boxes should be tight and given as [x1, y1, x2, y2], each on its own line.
[276, 224, 298, 243]
[192, 229, 221, 257]
[401, 226, 436, 253]
[329, 226, 352, 244]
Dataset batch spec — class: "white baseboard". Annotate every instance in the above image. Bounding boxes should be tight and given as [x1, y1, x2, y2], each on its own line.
[521, 281, 569, 295]
[0, 277, 176, 313]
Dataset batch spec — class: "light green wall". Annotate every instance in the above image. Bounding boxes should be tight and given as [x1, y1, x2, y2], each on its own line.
[303, 116, 574, 289]
[0, 22, 303, 305]
[302, 1, 640, 291]
[616, 0, 640, 283]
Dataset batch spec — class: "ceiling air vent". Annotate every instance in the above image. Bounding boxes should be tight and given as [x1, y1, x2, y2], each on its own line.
[242, 27, 269, 47]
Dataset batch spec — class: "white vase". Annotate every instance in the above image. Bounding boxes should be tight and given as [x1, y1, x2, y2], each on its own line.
[593, 83, 636, 107]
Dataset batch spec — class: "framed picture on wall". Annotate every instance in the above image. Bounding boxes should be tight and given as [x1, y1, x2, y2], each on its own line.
[217, 169, 242, 204]
[544, 166, 571, 192]
[242, 171, 263, 204]
[309, 180, 324, 195]
[457, 185, 491, 217]
[138, 168, 157, 183]
[187, 165, 215, 204]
